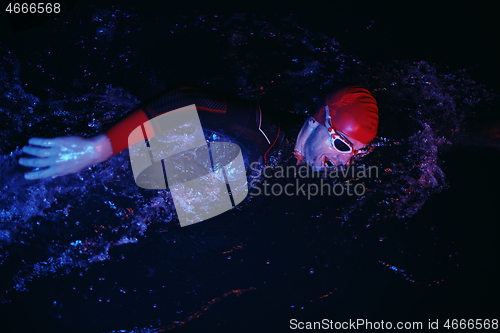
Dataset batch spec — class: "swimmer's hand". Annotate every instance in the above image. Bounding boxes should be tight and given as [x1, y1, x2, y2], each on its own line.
[19, 134, 114, 180]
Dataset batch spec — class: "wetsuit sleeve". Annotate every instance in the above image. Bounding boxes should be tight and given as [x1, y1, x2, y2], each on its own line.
[104, 86, 282, 164]
[105, 108, 151, 155]
[105, 87, 228, 155]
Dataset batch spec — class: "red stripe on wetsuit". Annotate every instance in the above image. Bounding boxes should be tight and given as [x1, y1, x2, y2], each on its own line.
[105, 87, 228, 155]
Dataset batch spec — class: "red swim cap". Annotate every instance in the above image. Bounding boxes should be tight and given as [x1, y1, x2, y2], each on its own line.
[313, 86, 379, 144]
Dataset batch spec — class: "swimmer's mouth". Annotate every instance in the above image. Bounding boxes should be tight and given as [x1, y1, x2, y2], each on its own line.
[312, 155, 338, 170]
[324, 158, 336, 168]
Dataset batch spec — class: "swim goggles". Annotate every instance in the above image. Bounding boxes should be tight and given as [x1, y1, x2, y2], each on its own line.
[325, 105, 357, 154]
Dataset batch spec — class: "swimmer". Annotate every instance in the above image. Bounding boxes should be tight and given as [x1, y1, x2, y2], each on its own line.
[18, 86, 379, 179]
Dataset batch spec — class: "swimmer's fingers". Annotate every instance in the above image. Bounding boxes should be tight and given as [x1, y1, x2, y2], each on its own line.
[27, 137, 59, 147]
[19, 156, 56, 168]
[24, 166, 59, 180]
[22, 144, 56, 157]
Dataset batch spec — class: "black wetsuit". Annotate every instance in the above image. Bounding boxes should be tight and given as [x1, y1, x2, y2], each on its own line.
[106, 86, 299, 168]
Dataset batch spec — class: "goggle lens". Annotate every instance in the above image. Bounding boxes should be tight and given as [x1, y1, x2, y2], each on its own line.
[333, 138, 351, 152]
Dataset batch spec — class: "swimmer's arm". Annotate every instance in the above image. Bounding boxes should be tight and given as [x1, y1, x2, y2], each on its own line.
[19, 87, 227, 179]
[19, 134, 113, 180]
[19, 105, 151, 180]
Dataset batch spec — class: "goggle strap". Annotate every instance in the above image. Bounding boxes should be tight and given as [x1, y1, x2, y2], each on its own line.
[324, 105, 332, 128]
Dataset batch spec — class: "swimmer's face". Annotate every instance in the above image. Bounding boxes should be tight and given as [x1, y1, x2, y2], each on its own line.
[295, 117, 367, 170]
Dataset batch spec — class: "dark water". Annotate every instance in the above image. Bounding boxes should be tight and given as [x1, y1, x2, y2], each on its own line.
[1, 2, 499, 332]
